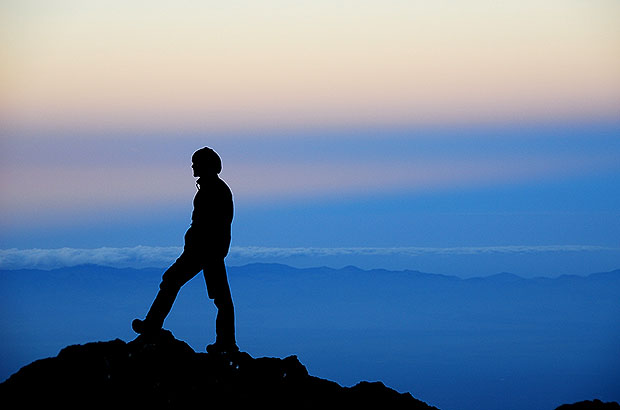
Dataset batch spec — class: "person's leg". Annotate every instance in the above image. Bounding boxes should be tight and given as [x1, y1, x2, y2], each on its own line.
[204, 259, 236, 348]
[134, 253, 202, 333]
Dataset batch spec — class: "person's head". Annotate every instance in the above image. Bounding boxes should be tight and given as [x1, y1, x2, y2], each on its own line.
[191, 147, 222, 177]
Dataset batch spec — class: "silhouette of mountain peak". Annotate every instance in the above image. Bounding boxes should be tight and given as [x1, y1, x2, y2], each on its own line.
[0, 330, 438, 409]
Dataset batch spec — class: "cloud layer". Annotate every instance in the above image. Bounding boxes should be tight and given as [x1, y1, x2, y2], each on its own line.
[1, 245, 615, 271]
[0, 246, 182, 270]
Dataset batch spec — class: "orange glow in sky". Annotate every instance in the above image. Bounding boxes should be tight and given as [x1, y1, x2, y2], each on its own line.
[2, 0, 619, 132]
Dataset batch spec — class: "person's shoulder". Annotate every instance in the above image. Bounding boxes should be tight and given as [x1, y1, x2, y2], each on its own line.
[220, 178, 233, 195]
[212, 176, 231, 194]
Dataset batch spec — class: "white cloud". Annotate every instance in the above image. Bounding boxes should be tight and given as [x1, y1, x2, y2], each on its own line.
[1, 245, 615, 270]
[0, 246, 182, 270]
[228, 245, 616, 258]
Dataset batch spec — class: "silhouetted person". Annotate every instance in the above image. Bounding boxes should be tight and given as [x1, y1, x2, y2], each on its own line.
[132, 147, 238, 354]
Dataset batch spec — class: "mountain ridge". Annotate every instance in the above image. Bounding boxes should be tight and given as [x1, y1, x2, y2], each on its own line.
[2, 330, 617, 409]
[3, 261, 619, 281]
[0, 329, 439, 409]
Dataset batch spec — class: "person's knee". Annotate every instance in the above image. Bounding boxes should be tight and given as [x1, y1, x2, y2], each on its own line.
[159, 256, 200, 292]
[159, 272, 183, 292]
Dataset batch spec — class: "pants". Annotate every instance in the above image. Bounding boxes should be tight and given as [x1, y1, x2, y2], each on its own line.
[144, 250, 235, 345]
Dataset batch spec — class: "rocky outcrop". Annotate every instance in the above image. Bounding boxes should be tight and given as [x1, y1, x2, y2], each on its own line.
[555, 400, 620, 410]
[0, 330, 438, 409]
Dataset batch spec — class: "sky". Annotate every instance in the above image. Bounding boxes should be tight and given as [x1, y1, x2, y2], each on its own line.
[1, 0, 620, 276]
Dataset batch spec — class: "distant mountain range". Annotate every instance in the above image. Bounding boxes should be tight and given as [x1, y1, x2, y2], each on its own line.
[1, 263, 619, 410]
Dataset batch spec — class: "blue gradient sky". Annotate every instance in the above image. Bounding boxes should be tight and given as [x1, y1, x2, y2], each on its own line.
[1, 1, 619, 276]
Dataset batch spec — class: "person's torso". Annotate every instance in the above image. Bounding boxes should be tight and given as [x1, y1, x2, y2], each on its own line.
[190, 176, 234, 234]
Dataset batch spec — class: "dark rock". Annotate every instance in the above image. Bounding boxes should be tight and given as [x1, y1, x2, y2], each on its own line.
[555, 400, 620, 410]
[0, 330, 438, 409]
